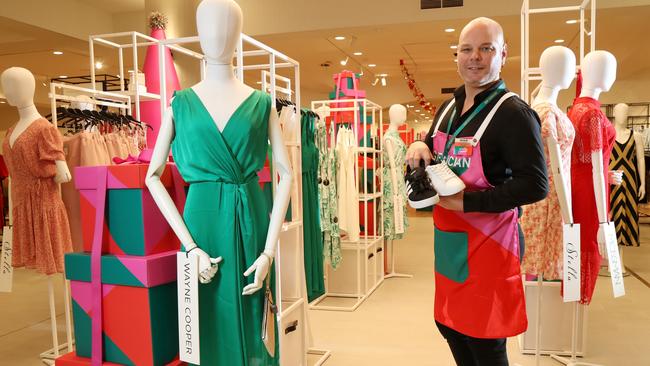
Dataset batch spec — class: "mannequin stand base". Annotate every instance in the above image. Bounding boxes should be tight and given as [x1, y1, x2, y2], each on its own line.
[550, 354, 603, 366]
[384, 271, 413, 279]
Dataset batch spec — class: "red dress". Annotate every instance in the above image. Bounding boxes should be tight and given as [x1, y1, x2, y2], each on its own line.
[568, 97, 616, 304]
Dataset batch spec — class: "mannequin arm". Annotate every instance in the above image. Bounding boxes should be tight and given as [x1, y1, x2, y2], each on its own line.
[145, 106, 221, 284]
[242, 107, 293, 295]
[384, 137, 400, 197]
[546, 136, 573, 224]
[634, 132, 646, 200]
[592, 150, 610, 255]
[54, 160, 72, 183]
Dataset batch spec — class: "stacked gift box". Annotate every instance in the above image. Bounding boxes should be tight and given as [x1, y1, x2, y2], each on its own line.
[328, 70, 373, 148]
[57, 164, 187, 366]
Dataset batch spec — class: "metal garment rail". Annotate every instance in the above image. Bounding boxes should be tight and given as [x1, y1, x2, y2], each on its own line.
[309, 98, 385, 312]
[520, 1, 598, 366]
[155, 32, 329, 366]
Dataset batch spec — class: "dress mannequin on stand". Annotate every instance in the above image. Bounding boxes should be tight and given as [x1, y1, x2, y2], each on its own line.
[521, 46, 576, 280]
[609, 103, 645, 247]
[383, 104, 411, 279]
[567, 50, 618, 305]
[145, 0, 291, 364]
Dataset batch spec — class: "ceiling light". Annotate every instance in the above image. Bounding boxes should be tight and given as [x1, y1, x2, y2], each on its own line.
[566, 19, 579, 24]
[334, 36, 345, 40]
[340, 57, 349, 66]
[450, 45, 458, 49]
[445, 28, 455, 33]
[59, 75, 68, 79]
[381, 77, 387, 87]
[353, 52, 363, 56]
[256, 81, 262, 85]
[454, 59, 458, 63]
[53, 51, 63, 55]
[95, 61, 103, 69]
[554, 39, 564, 43]
[368, 64, 376, 67]
[420, 113, 425, 116]
[372, 77, 379, 86]
[415, 109, 420, 112]
[0, 100, 5, 104]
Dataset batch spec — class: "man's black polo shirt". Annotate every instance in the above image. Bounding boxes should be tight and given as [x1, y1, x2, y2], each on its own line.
[424, 80, 549, 213]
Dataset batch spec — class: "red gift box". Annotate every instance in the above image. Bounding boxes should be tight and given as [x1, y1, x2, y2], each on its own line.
[55, 352, 185, 366]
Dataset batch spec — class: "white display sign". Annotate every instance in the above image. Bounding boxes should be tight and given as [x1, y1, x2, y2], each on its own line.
[602, 222, 625, 298]
[177, 252, 200, 364]
[0, 226, 14, 293]
[394, 195, 405, 235]
[562, 223, 580, 302]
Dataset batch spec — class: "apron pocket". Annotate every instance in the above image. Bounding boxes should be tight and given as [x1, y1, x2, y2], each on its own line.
[434, 227, 469, 283]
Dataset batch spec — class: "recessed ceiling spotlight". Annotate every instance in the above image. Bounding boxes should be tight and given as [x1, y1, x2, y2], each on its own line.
[256, 81, 262, 85]
[53, 51, 64, 55]
[454, 59, 458, 63]
[415, 109, 421, 112]
[95, 61, 103, 69]
[445, 28, 455, 33]
[566, 19, 579, 24]
[59, 75, 68, 78]
[0, 100, 5, 104]
[450, 45, 458, 49]
[554, 39, 565, 43]
[353, 52, 363, 56]
[368, 64, 376, 67]
[340, 57, 349, 66]
[334, 36, 345, 40]
[381, 77, 387, 87]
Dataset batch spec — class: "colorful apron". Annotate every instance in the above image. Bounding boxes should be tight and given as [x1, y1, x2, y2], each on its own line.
[431, 91, 528, 339]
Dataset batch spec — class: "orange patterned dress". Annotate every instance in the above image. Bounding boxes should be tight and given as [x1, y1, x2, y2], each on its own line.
[3, 118, 72, 275]
[520, 103, 575, 280]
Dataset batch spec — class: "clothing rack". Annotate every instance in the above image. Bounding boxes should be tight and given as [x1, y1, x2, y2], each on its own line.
[521, 2, 599, 366]
[156, 32, 330, 366]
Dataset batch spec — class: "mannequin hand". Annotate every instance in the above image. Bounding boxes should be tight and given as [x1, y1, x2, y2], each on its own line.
[242, 254, 272, 295]
[406, 141, 433, 168]
[54, 170, 72, 184]
[438, 191, 464, 211]
[597, 224, 609, 260]
[192, 247, 222, 284]
[639, 186, 646, 200]
[608, 170, 623, 186]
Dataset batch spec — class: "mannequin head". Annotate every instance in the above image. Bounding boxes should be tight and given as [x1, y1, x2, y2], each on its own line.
[196, 0, 243, 65]
[389, 104, 407, 128]
[580, 50, 617, 99]
[613, 103, 629, 128]
[1, 67, 36, 108]
[540, 46, 576, 90]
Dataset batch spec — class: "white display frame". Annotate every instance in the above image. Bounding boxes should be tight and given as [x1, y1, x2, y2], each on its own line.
[156, 33, 331, 366]
[309, 98, 385, 312]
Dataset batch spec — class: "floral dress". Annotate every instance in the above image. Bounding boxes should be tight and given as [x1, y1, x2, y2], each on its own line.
[382, 130, 409, 240]
[316, 121, 342, 269]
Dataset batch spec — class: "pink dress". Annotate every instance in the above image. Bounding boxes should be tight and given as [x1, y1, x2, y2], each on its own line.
[2, 118, 72, 274]
[521, 103, 575, 279]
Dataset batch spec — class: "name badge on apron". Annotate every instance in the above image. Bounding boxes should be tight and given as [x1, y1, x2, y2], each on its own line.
[452, 138, 474, 157]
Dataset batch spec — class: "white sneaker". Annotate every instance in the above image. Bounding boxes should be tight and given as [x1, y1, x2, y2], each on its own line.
[425, 163, 466, 196]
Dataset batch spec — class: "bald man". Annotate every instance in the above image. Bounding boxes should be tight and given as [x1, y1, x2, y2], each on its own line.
[406, 17, 548, 365]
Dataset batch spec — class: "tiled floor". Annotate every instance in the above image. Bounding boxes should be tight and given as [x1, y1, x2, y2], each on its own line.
[1, 211, 649, 365]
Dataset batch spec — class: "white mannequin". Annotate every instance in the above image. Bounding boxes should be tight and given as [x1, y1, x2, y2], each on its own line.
[613, 103, 645, 199]
[1, 67, 71, 183]
[579, 50, 617, 253]
[386, 104, 407, 196]
[145, 0, 292, 294]
[531, 46, 575, 224]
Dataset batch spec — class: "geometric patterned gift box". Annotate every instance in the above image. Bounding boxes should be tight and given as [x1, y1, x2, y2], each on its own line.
[75, 164, 185, 256]
[64, 251, 179, 366]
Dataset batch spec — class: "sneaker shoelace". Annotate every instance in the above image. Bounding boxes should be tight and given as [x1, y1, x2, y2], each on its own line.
[432, 163, 457, 180]
[406, 169, 433, 193]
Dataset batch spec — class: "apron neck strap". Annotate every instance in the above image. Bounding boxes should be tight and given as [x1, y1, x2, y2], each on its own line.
[470, 92, 517, 146]
[433, 99, 456, 135]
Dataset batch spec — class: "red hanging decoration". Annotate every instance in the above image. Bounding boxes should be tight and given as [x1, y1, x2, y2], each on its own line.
[400, 59, 436, 116]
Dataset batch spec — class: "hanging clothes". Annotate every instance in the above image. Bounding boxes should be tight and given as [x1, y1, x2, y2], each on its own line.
[336, 126, 359, 242]
[609, 131, 640, 246]
[301, 111, 325, 302]
[171, 88, 279, 366]
[382, 129, 409, 240]
[568, 96, 616, 305]
[317, 121, 341, 269]
[520, 102, 575, 279]
[2, 118, 72, 275]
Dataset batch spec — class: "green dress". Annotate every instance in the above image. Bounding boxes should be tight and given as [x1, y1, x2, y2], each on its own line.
[171, 88, 279, 366]
[301, 112, 325, 302]
[382, 130, 409, 240]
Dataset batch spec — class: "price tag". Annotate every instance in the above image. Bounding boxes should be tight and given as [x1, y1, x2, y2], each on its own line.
[177, 251, 200, 363]
[562, 223, 580, 302]
[394, 195, 405, 234]
[0, 226, 13, 293]
[602, 222, 625, 298]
